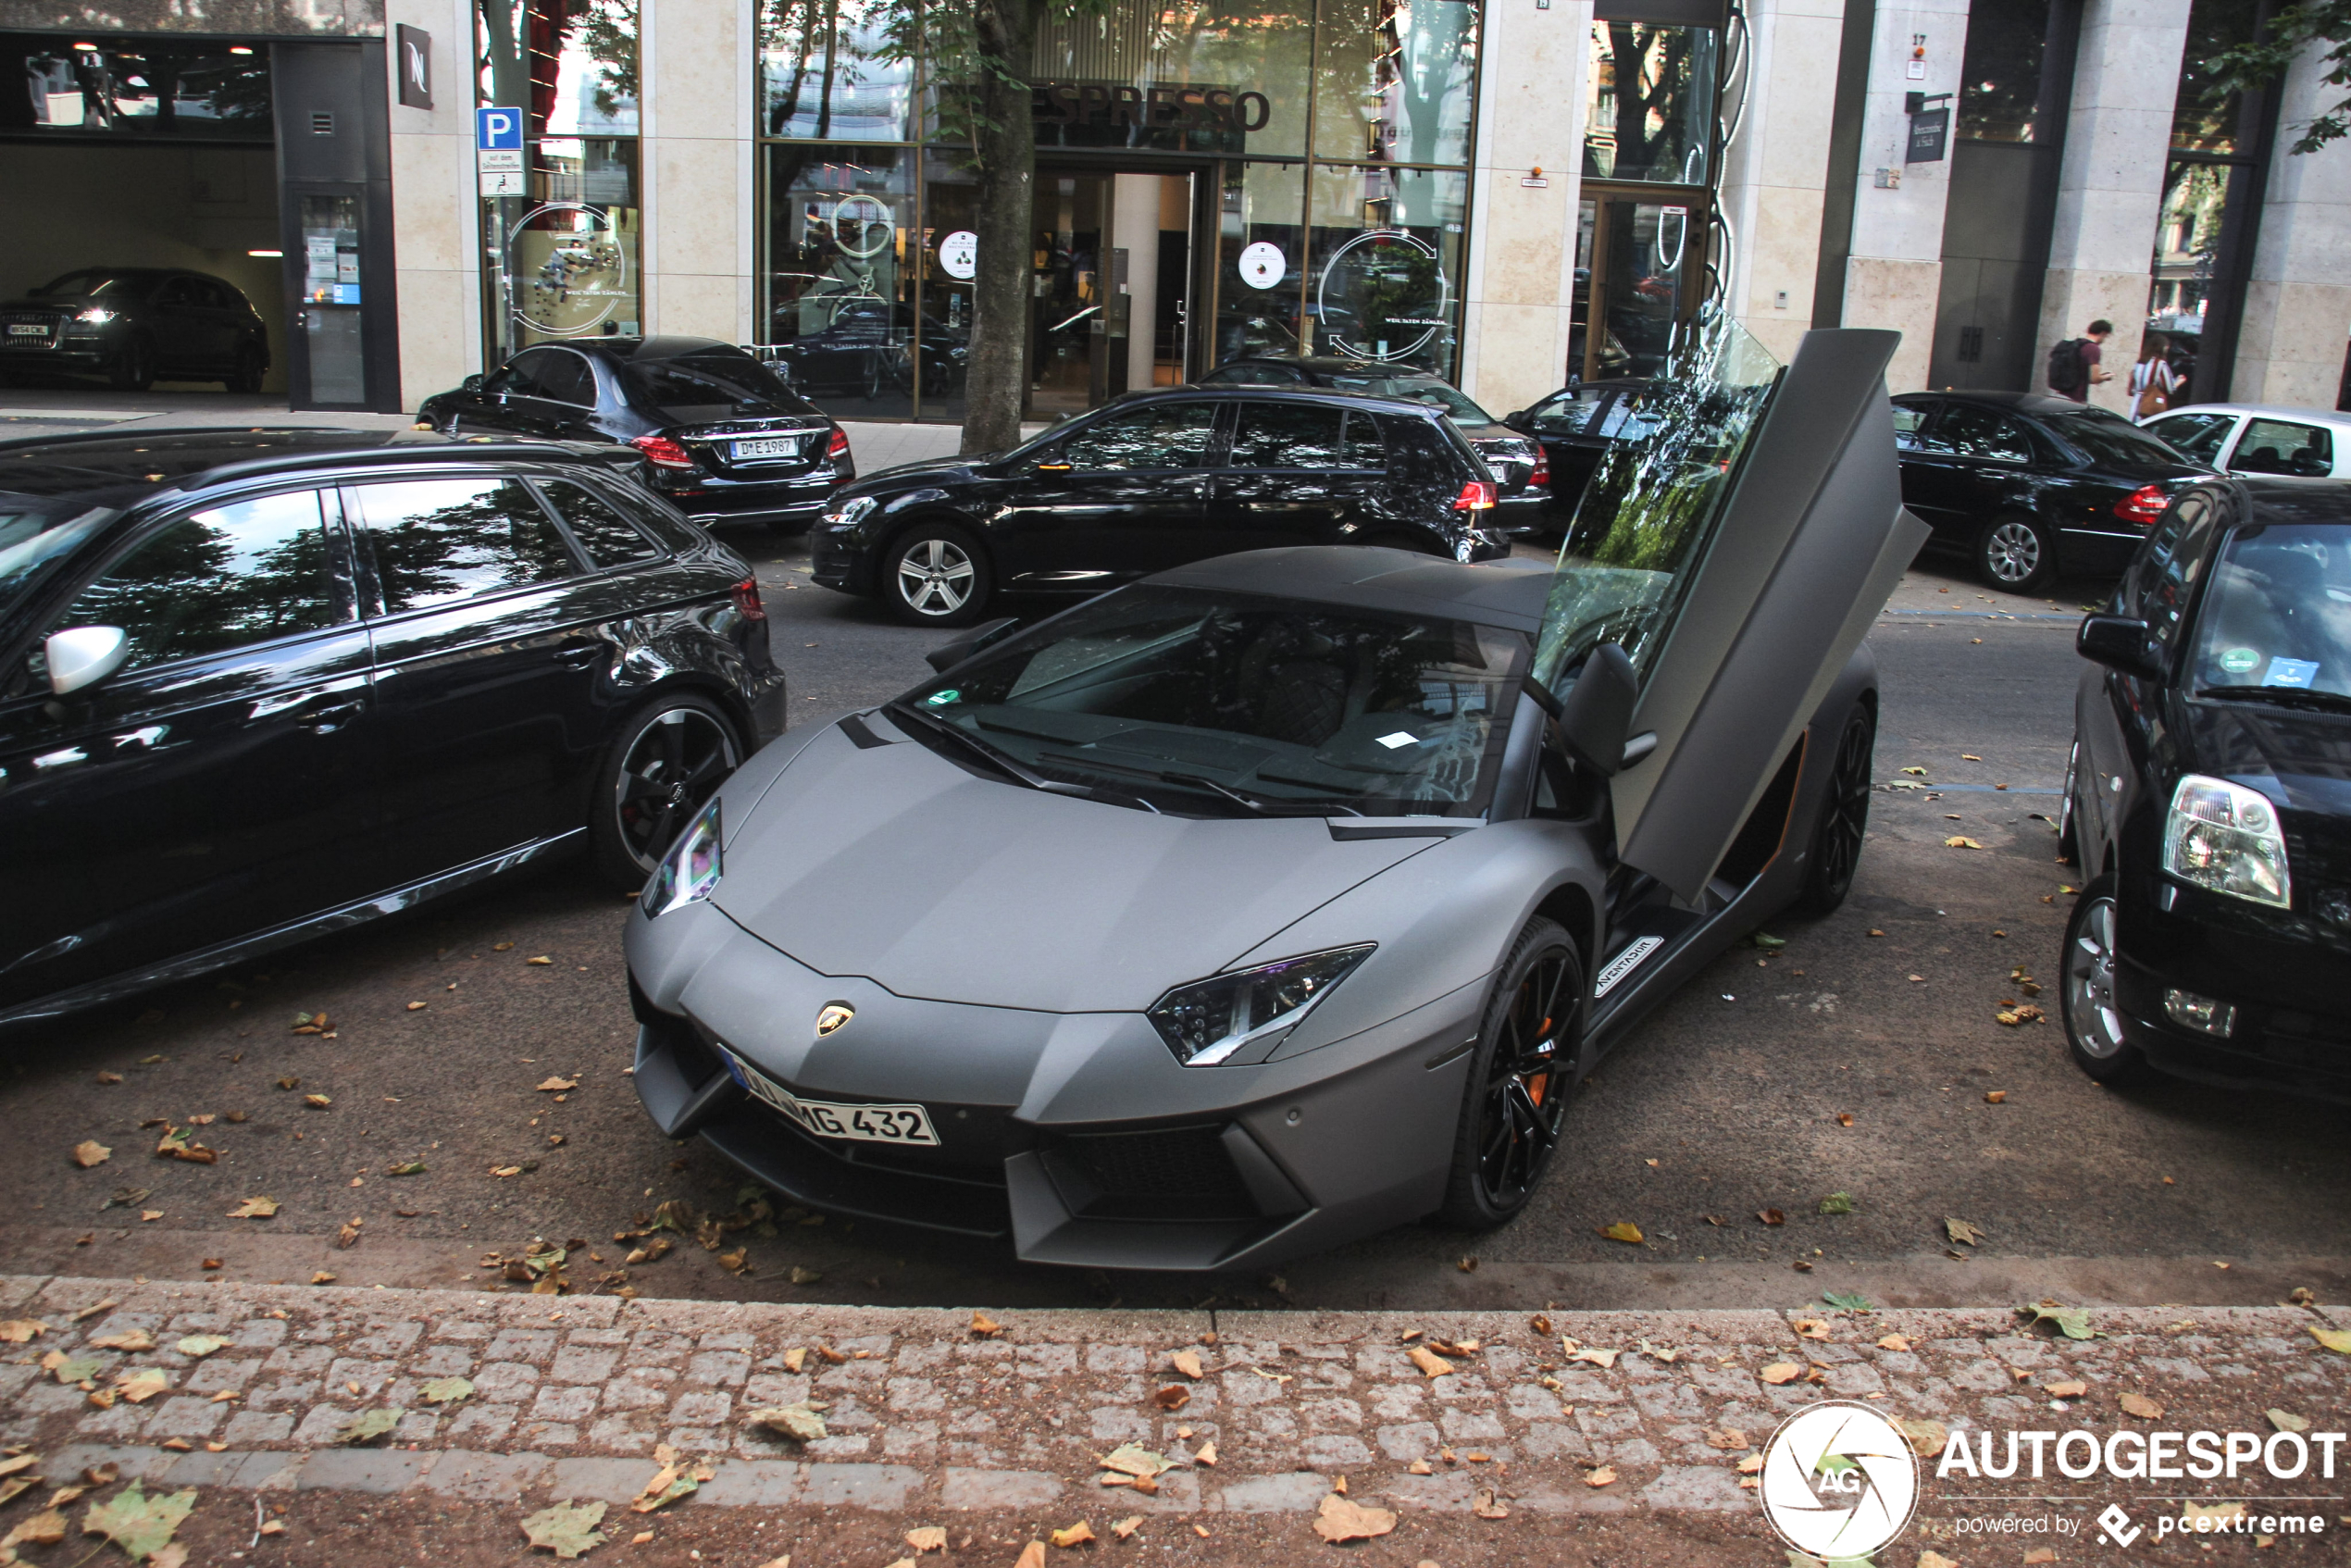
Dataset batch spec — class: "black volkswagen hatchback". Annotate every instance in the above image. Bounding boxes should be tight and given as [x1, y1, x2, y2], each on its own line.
[0, 428, 786, 1027]
[417, 337, 853, 533]
[810, 386, 1511, 626]
[1892, 390, 2205, 591]
[2060, 479, 2351, 1099]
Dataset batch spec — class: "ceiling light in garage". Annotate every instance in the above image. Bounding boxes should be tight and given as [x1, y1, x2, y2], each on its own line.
[230, 45, 255, 54]
[248, 249, 283, 258]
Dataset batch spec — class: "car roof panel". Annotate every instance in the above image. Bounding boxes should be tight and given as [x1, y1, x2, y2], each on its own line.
[1148, 547, 1552, 631]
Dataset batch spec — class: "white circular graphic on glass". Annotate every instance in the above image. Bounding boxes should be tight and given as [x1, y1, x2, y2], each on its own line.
[1757, 1401, 1921, 1561]
[937, 230, 978, 280]
[1238, 241, 1286, 291]
[1314, 229, 1451, 362]
[832, 195, 894, 260]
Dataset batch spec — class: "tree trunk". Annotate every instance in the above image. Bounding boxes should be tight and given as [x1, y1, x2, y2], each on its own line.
[963, 0, 1040, 455]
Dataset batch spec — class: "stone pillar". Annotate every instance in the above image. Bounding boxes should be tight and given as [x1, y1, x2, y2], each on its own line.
[2034, 0, 2189, 415]
[1718, 0, 1845, 366]
[386, 0, 480, 410]
[1114, 174, 1163, 393]
[1836, 0, 1971, 393]
[2230, 44, 2351, 407]
[1459, 0, 1591, 416]
[641, 0, 757, 342]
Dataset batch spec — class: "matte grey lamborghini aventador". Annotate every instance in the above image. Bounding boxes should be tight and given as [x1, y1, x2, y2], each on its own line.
[624, 324, 1931, 1271]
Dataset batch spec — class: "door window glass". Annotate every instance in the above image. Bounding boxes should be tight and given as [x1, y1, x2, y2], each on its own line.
[49, 491, 340, 674]
[2230, 418, 2334, 477]
[2149, 411, 2233, 464]
[492, 347, 562, 399]
[1342, 412, 1387, 468]
[1578, 197, 1696, 381]
[353, 478, 578, 612]
[533, 351, 598, 406]
[539, 479, 657, 566]
[1230, 403, 1348, 467]
[1891, 401, 1933, 449]
[1584, 21, 1717, 185]
[1923, 404, 2033, 462]
[1060, 403, 1219, 470]
[1213, 161, 1308, 370]
[155, 278, 197, 306]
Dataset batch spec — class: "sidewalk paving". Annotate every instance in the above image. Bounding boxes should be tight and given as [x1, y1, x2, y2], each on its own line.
[2, 1275, 2346, 1565]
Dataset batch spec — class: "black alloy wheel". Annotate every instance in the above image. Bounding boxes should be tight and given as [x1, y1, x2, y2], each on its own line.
[109, 335, 156, 392]
[1437, 917, 1582, 1227]
[1976, 512, 2056, 591]
[591, 692, 743, 890]
[1791, 702, 1875, 915]
[226, 341, 266, 394]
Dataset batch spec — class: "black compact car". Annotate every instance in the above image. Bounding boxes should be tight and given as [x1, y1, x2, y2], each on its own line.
[0, 268, 269, 392]
[1498, 379, 1657, 524]
[0, 428, 786, 1028]
[1892, 390, 2206, 591]
[417, 337, 853, 534]
[809, 385, 1514, 626]
[1195, 357, 1548, 525]
[764, 303, 965, 401]
[2059, 479, 2351, 1100]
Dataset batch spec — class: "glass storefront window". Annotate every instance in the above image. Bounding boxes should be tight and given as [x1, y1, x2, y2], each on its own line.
[2144, 158, 2232, 390]
[1312, 0, 1477, 167]
[478, 0, 638, 137]
[1955, 0, 2049, 143]
[761, 0, 914, 141]
[1576, 194, 1696, 380]
[1026, 0, 1308, 156]
[6, 35, 273, 137]
[1213, 161, 1307, 365]
[914, 150, 978, 424]
[1583, 21, 1714, 186]
[762, 145, 915, 417]
[2172, 0, 2261, 154]
[1303, 164, 1464, 372]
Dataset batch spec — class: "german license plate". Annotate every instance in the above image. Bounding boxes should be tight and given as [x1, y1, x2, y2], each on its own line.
[6, 324, 48, 337]
[730, 436, 802, 462]
[719, 1046, 939, 1145]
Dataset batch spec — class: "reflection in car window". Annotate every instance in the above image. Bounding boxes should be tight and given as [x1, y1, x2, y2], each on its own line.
[1202, 363, 1305, 384]
[2140, 492, 2218, 650]
[1925, 404, 2033, 462]
[2151, 412, 2233, 464]
[2043, 408, 2183, 467]
[1891, 402, 1932, 449]
[621, 353, 802, 420]
[353, 478, 578, 612]
[1232, 404, 1351, 467]
[539, 479, 657, 567]
[2190, 522, 2351, 697]
[1060, 402, 1218, 470]
[531, 352, 597, 407]
[49, 491, 340, 673]
[1529, 392, 1600, 437]
[2229, 418, 2334, 478]
[905, 585, 1528, 815]
[31, 270, 161, 299]
[1325, 374, 1495, 426]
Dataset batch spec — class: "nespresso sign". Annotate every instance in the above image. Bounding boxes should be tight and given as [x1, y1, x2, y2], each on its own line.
[1032, 81, 1273, 133]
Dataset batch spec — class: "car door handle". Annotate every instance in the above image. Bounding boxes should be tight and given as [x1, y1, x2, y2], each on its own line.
[297, 700, 367, 735]
[555, 641, 605, 668]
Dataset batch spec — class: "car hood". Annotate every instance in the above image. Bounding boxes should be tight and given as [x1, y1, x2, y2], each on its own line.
[2178, 694, 2351, 817]
[711, 718, 1437, 1012]
[845, 456, 977, 495]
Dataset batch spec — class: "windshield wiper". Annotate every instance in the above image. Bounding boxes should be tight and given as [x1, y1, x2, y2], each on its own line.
[2197, 685, 2351, 715]
[1039, 752, 1362, 816]
[886, 703, 1158, 811]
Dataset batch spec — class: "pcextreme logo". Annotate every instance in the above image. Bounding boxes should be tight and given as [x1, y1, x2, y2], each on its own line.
[1758, 1400, 1922, 1560]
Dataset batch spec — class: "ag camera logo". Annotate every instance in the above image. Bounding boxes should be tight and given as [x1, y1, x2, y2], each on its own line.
[1758, 1400, 1922, 1560]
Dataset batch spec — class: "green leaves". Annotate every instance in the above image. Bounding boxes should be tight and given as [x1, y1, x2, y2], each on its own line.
[522, 1500, 609, 1560]
[174, 1336, 228, 1359]
[747, 1401, 829, 1442]
[2307, 1325, 2351, 1354]
[81, 1481, 196, 1562]
[419, 1377, 475, 1406]
[1821, 1290, 1872, 1313]
[336, 1407, 403, 1445]
[386, 1162, 427, 1177]
[1818, 1192, 1854, 1216]
[2017, 1300, 2099, 1340]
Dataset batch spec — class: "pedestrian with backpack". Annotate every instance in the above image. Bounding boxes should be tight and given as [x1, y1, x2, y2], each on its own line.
[2046, 320, 2113, 402]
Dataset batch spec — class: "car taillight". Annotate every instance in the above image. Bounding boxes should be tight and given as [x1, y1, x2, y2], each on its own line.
[731, 577, 766, 622]
[1451, 480, 1497, 512]
[827, 428, 851, 460]
[2114, 483, 2170, 526]
[1528, 445, 1550, 486]
[630, 434, 695, 469]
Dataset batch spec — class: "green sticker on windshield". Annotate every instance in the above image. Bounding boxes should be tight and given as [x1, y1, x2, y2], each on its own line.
[926, 689, 960, 705]
[2219, 646, 2261, 675]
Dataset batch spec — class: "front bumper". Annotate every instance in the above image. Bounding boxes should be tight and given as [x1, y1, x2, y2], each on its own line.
[808, 523, 869, 593]
[626, 902, 1482, 1270]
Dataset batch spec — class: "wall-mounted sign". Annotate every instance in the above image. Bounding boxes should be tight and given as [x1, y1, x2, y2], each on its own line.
[937, 230, 977, 280]
[477, 106, 523, 151]
[395, 25, 431, 110]
[1031, 81, 1271, 134]
[1238, 241, 1285, 290]
[1905, 93, 1951, 164]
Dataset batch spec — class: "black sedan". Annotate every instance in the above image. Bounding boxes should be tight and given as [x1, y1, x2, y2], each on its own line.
[2060, 479, 2351, 1099]
[0, 427, 785, 1027]
[1195, 357, 1548, 526]
[0, 268, 269, 392]
[417, 337, 853, 534]
[1497, 379, 1656, 525]
[1893, 390, 2206, 591]
[809, 385, 1513, 626]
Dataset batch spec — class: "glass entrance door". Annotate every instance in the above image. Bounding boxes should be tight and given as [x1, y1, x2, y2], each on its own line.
[1028, 169, 1196, 418]
[293, 191, 366, 406]
[1573, 189, 1706, 385]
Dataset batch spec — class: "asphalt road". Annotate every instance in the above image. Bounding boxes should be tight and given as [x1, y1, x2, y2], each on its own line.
[7, 536, 2348, 1317]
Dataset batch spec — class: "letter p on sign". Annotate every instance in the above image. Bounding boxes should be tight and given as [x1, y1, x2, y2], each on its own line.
[477, 106, 522, 150]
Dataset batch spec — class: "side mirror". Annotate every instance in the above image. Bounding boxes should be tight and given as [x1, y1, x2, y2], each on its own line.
[1501, 410, 1527, 430]
[2077, 614, 2161, 679]
[1034, 458, 1074, 474]
[46, 626, 129, 696]
[1541, 643, 1648, 776]
[462, 373, 484, 392]
[924, 616, 1022, 675]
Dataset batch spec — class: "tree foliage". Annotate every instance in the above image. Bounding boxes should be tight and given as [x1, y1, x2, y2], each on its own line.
[2211, 0, 2351, 155]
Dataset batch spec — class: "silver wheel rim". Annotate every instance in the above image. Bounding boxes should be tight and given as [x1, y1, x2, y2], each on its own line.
[896, 537, 975, 616]
[1986, 520, 2042, 583]
[2059, 739, 2079, 845]
[614, 707, 738, 873]
[2065, 896, 2128, 1059]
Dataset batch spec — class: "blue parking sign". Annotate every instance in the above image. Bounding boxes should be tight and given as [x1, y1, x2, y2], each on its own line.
[476, 106, 523, 150]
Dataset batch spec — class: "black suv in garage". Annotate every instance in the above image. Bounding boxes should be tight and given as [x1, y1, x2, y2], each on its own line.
[0, 268, 270, 392]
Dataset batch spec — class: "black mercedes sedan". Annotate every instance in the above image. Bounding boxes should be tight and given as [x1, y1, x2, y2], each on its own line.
[0, 268, 269, 392]
[417, 337, 853, 534]
[0, 428, 785, 1028]
[1893, 390, 2206, 591]
[809, 385, 1513, 626]
[1497, 379, 1656, 526]
[2059, 479, 2351, 1100]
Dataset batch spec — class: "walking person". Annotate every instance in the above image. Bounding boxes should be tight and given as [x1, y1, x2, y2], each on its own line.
[2131, 332, 2182, 421]
[2046, 319, 2114, 402]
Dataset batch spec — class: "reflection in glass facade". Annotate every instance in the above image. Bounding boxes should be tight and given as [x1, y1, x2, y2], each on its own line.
[1312, 0, 1476, 167]
[1583, 21, 1714, 187]
[763, 146, 915, 418]
[5, 34, 273, 138]
[760, 0, 913, 140]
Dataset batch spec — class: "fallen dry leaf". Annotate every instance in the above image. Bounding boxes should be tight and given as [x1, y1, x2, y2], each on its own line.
[1312, 1494, 1396, 1543]
[2120, 1392, 2163, 1420]
[1984, 1089, 2008, 1103]
[1112, 1516, 1142, 1541]
[1736, 1453, 1765, 1475]
[905, 1525, 947, 1553]
[536, 1076, 578, 1092]
[88, 1329, 153, 1351]
[1876, 1333, 1911, 1352]
[228, 1197, 279, 1219]
[304, 1094, 331, 1109]
[1945, 836, 1984, 849]
[2046, 1380, 2087, 1399]
[1703, 1427, 1748, 1450]
[1194, 1440, 1216, 1467]
[1151, 1385, 1189, 1412]
[0, 1320, 46, 1343]
[1584, 1466, 1616, 1487]
[1051, 1521, 1095, 1548]
[1757, 1209, 1785, 1226]
[1760, 1363, 1801, 1386]
[970, 1312, 1002, 1338]
[1169, 1349, 1204, 1380]
[1473, 1487, 1508, 1519]
[1946, 1217, 1983, 1246]
[2268, 1408, 2311, 1433]
[1407, 1345, 1454, 1378]
[1014, 1545, 1047, 1568]
[527, 955, 554, 965]
[1600, 1221, 1644, 1245]
[1894, 1418, 1948, 1458]
[1792, 1319, 1830, 1341]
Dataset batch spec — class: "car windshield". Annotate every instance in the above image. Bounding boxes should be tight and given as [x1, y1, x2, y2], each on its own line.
[2190, 521, 2351, 703]
[621, 352, 802, 420]
[897, 586, 1529, 817]
[2044, 408, 2188, 468]
[1324, 374, 1495, 427]
[31, 271, 156, 299]
[0, 500, 118, 616]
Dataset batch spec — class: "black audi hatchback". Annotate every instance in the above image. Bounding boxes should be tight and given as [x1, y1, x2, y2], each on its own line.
[0, 428, 785, 1028]
[1892, 390, 2206, 591]
[417, 337, 853, 533]
[2060, 479, 2351, 1099]
[810, 385, 1512, 626]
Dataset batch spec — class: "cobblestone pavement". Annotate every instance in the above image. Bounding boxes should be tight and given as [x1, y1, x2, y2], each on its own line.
[3, 1276, 2348, 1564]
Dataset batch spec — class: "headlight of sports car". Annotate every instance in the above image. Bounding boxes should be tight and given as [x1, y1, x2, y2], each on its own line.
[643, 800, 722, 918]
[2163, 774, 2291, 909]
[1147, 944, 1375, 1067]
